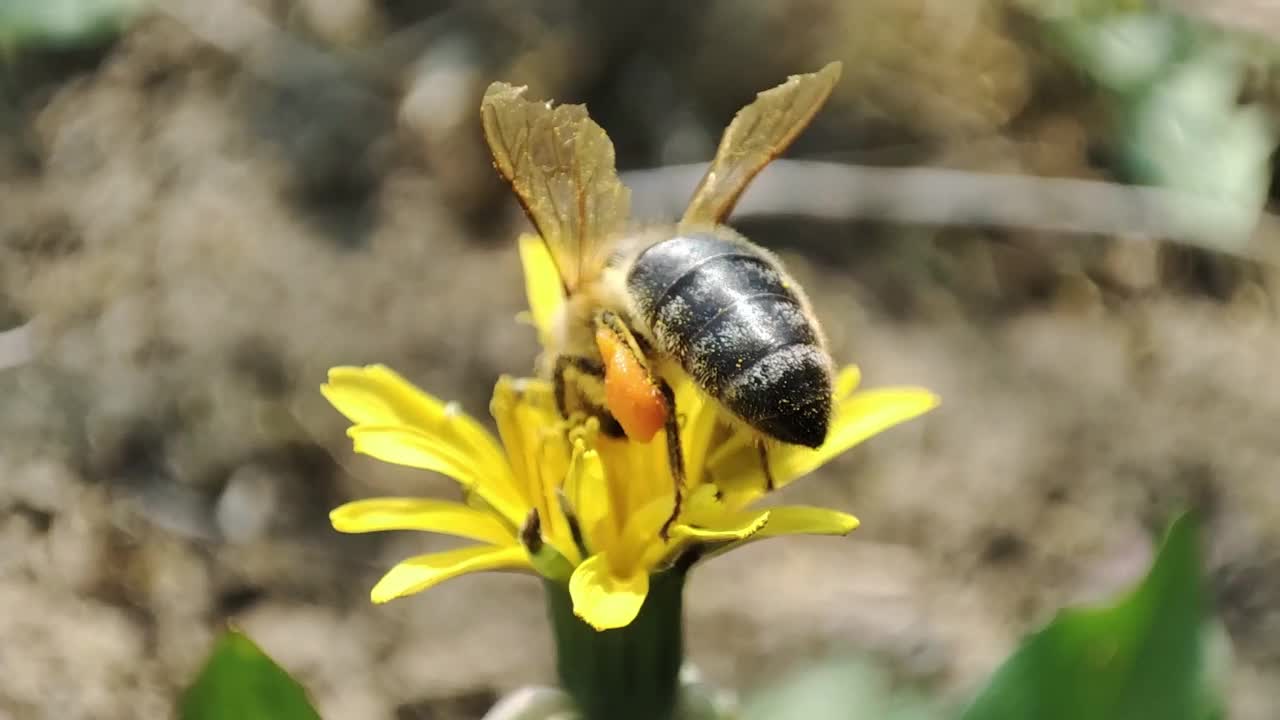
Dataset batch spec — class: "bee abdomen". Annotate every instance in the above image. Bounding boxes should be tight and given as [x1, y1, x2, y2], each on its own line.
[628, 232, 831, 447]
[721, 343, 831, 448]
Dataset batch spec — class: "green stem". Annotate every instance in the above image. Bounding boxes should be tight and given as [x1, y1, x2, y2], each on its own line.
[543, 566, 688, 720]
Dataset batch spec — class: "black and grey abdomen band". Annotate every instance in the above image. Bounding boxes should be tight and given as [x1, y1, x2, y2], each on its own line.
[626, 231, 830, 447]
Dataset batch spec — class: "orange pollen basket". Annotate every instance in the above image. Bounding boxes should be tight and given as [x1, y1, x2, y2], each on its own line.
[594, 327, 668, 442]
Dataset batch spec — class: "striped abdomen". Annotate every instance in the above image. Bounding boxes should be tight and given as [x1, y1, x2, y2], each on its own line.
[626, 230, 832, 448]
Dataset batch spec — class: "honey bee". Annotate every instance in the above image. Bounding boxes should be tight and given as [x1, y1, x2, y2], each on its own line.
[481, 62, 842, 527]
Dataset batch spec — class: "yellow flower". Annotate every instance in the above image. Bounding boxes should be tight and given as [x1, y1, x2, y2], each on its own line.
[324, 235, 940, 631]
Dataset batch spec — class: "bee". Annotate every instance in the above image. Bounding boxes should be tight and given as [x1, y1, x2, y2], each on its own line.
[480, 62, 842, 528]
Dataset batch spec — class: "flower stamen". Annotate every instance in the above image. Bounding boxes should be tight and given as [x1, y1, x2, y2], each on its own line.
[521, 508, 542, 554]
[557, 489, 590, 558]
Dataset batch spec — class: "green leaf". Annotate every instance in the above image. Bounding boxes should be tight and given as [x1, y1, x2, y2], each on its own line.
[180, 629, 322, 720]
[961, 512, 1214, 720]
[0, 0, 146, 49]
[740, 655, 944, 720]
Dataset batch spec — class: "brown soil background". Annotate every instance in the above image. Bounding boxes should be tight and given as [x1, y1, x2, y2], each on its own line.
[1, 1, 1278, 718]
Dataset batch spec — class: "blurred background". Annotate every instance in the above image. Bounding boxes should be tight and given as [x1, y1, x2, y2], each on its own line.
[1, 0, 1279, 718]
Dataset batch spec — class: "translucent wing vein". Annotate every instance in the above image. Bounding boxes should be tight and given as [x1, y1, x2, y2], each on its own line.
[481, 82, 631, 291]
[683, 62, 843, 225]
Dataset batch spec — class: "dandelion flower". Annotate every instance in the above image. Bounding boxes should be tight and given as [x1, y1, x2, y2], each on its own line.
[324, 235, 939, 631]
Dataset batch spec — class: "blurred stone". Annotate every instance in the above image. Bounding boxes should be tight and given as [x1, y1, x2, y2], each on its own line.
[235, 600, 385, 716]
[116, 472, 221, 542]
[1051, 273, 1104, 318]
[133, 534, 212, 619]
[216, 462, 281, 544]
[295, 0, 384, 48]
[1227, 281, 1274, 330]
[983, 235, 1056, 305]
[84, 406, 160, 479]
[153, 617, 216, 684]
[0, 320, 36, 371]
[166, 383, 277, 489]
[96, 293, 156, 365]
[0, 511, 43, 579]
[7, 457, 78, 515]
[1230, 661, 1279, 720]
[234, 601, 347, 666]
[693, 0, 1030, 141]
[397, 688, 500, 720]
[384, 575, 551, 695]
[1025, 114, 1092, 178]
[1096, 235, 1160, 294]
[678, 663, 739, 720]
[0, 583, 150, 719]
[317, 673, 393, 720]
[481, 687, 573, 720]
[211, 539, 344, 602]
[1069, 526, 1156, 606]
[42, 488, 110, 593]
[399, 40, 496, 213]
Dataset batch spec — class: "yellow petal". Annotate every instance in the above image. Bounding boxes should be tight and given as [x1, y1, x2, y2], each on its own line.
[370, 544, 530, 604]
[322, 365, 508, 471]
[663, 486, 769, 558]
[568, 553, 650, 630]
[518, 233, 566, 343]
[678, 483, 724, 523]
[330, 498, 516, 546]
[617, 494, 675, 564]
[773, 388, 939, 484]
[701, 506, 859, 561]
[752, 505, 859, 538]
[834, 364, 862, 400]
[694, 366, 860, 480]
[486, 376, 582, 563]
[594, 430, 674, 526]
[566, 442, 612, 552]
[708, 387, 938, 506]
[347, 425, 525, 523]
[322, 365, 437, 426]
[491, 376, 565, 506]
[672, 371, 720, 489]
[671, 509, 770, 542]
[529, 419, 580, 565]
[444, 408, 514, 481]
[348, 425, 484, 482]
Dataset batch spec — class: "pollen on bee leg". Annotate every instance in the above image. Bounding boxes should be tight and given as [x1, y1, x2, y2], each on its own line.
[594, 324, 668, 442]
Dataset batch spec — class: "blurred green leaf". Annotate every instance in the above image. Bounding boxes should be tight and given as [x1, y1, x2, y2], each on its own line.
[960, 513, 1215, 720]
[0, 0, 146, 49]
[1119, 44, 1275, 245]
[740, 655, 944, 720]
[1045, 13, 1192, 94]
[1036, 7, 1277, 250]
[180, 629, 322, 720]
[1012, 0, 1149, 20]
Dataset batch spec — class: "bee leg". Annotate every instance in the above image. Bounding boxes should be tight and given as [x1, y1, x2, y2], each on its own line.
[595, 309, 648, 361]
[592, 310, 688, 537]
[552, 353, 625, 437]
[553, 354, 601, 418]
[656, 377, 686, 540]
[757, 440, 777, 491]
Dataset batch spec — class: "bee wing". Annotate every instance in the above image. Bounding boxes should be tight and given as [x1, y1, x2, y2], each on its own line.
[481, 82, 630, 292]
[682, 62, 842, 225]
